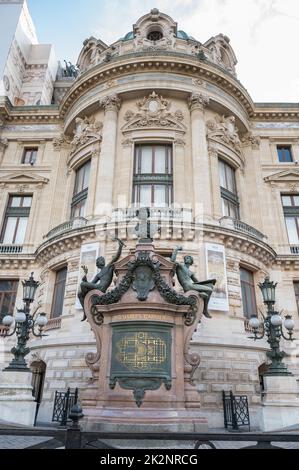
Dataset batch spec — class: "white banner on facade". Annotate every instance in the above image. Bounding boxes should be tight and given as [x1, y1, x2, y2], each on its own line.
[75, 243, 100, 309]
[205, 243, 229, 312]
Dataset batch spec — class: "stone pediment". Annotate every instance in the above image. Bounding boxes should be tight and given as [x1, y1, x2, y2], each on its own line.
[122, 92, 186, 133]
[264, 169, 299, 183]
[0, 172, 49, 185]
[70, 116, 103, 155]
[206, 115, 241, 155]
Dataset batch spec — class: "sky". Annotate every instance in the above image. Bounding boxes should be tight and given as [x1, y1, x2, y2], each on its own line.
[27, 0, 299, 103]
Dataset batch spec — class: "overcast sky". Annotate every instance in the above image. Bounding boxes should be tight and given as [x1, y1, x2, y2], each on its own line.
[27, 0, 299, 103]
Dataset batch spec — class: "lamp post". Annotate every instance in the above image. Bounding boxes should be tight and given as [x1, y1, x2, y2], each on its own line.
[249, 276, 296, 376]
[0, 273, 48, 372]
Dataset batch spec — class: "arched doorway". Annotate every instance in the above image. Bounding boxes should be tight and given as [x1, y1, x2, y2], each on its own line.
[31, 360, 47, 426]
[258, 363, 269, 393]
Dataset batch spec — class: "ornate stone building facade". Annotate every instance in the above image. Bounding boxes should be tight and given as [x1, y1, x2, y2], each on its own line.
[0, 2, 299, 429]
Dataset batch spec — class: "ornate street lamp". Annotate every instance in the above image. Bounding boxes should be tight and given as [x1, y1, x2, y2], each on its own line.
[249, 276, 296, 376]
[0, 273, 48, 372]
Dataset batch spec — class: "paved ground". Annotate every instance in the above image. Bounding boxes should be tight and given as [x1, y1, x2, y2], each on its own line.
[0, 421, 298, 449]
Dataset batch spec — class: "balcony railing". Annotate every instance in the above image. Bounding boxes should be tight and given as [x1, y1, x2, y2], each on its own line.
[233, 220, 265, 242]
[44, 217, 88, 241]
[290, 245, 299, 254]
[44, 317, 62, 331]
[0, 245, 23, 254]
[112, 207, 193, 222]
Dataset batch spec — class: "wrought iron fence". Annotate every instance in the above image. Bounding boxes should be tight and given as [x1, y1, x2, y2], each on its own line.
[52, 388, 78, 426]
[223, 391, 250, 431]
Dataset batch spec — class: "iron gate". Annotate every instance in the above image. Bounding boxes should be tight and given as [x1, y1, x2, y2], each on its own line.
[222, 391, 250, 431]
[52, 388, 78, 426]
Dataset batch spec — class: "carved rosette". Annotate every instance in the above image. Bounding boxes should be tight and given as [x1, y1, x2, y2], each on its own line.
[99, 93, 121, 112]
[188, 93, 210, 112]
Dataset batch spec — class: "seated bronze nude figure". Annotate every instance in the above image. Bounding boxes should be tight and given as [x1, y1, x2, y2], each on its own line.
[171, 246, 216, 318]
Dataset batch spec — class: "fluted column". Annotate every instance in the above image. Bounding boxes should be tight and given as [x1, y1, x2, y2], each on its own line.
[189, 93, 211, 221]
[95, 94, 121, 217]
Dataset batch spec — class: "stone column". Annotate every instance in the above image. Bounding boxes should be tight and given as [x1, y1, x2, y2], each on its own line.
[173, 138, 187, 205]
[95, 94, 121, 218]
[208, 143, 222, 219]
[189, 93, 211, 221]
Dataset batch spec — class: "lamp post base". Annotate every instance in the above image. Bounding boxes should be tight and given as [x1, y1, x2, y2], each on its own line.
[261, 375, 299, 431]
[0, 370, 36, 426]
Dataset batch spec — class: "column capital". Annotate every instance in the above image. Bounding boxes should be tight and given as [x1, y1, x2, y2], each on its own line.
[99, 93, 121, 112]
[188, 92, 210, 112]
[208, 143, 218, 158]
[0, 138, 8, 151]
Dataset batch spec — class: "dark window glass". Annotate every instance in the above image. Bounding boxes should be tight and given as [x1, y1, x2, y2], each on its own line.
[294, 282, 299, 315]
[51, 268, 67, 319]
[71, 160, 91, 219]
[219, 159, 239, 219]
[282, 195, 299, 245]
[0, 280, 18, 322]
[22, 148, 38, 165]
[1, 196, 32, 245]
[133, 144, 173, 207]
[240, 268, 257, 319]
[277, 146, 293, 163]
[147, 31, 163, 41]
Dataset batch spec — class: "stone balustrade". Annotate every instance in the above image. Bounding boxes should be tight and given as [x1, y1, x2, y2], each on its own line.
[44, 217, 88, 240]
[0, 245, 23, 255]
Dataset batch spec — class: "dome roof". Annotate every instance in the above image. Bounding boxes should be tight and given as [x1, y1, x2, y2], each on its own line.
[122, 31, 134, 41]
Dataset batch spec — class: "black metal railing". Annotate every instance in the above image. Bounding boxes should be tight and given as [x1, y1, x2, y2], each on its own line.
[223, 391, 250, 431]
[52, 388, 78, 426]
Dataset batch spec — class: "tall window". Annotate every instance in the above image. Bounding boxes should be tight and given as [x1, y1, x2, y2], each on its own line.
[133, 144, 173, 207]
[0, 280, 18, 323]
[219, 159, 239, 219]
[282, 195, 299, 245]
[240, 268, 257, 319]
[51, 267, 67, 319]
[71, 160, 91, 218]
[294, 282, 299, 315]
[22, 148, 38, 165]
[277, 145, 293, 163]
[1, 196, 32, 245]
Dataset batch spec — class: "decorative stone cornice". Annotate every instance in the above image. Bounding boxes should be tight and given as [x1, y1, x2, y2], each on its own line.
[99, 93, 121, 112]
[188, 92, 210, 111]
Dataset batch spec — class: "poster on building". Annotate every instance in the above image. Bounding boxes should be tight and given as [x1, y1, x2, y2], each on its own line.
[75, 243, 100, 309]
[205, 243, 229, 312]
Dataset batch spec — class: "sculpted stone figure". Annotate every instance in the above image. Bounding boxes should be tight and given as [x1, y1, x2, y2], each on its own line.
[171, 247, 216, 318]
[79, 238, 125, 319]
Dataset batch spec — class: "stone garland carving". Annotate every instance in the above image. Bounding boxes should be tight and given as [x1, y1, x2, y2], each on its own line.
[70, 116, 103, 154]
[206, 115, 241, 154]
[89, 251, 198, 327]
[123, 91, 186, 131]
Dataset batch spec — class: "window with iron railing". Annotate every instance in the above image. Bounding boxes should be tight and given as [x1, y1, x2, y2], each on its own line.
[0, 195, 32, 245]
[219, 159, 239, 219]
[282, 195, 299, 246]
[51, 267, 67, 319]
[0, 280, 18, 323]
[71, 160, 91, 219]
[240, 268, 257, 319]
[132, 144, 173, 207]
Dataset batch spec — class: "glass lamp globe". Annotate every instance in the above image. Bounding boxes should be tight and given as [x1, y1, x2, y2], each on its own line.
[284, 316, 295, 331]
[2, 315, 14, 327]
[270, 313, 283, 327]
[249, 316, 260, 329]
[15, 310, 26, 324]
[36, 314, 48, 328]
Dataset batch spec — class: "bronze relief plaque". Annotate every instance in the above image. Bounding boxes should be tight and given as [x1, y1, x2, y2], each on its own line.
[110, 322, 172, 407]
